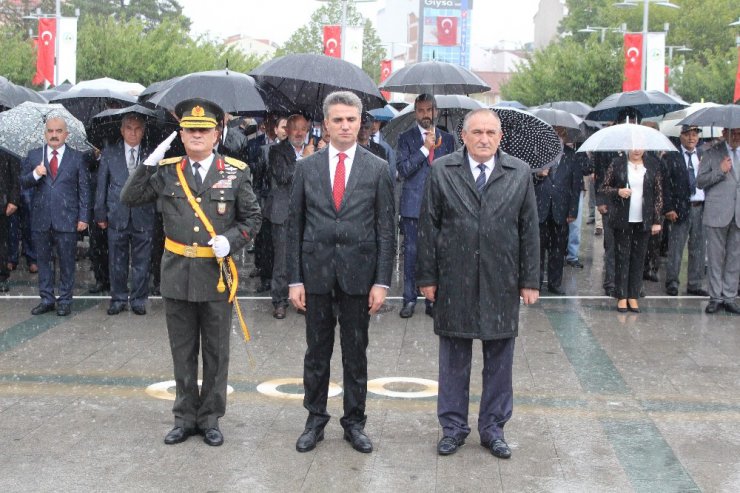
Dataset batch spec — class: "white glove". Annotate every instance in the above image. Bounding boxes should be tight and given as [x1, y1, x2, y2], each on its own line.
[208, 235, 230, 258]
[143, 131, 178, 166]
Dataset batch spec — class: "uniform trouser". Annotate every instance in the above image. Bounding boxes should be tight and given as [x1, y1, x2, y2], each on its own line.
[108, 225, 152, 307]
[614, 223, 650, 300]
[704, 221, 740, 304]
[303, 286, 370, 432]
[400, 217, 431, 307]
[150, 213, 164, 289]
[566, 193, 583, 262]
[270, 221, 288, 306]
[33, 229, 76, 306]
[0, 213, 9, 281]
[539, 216, 568, 288]
[602, 213, 615, 290]
[164, 297, 232, 430]
[88, 222, 109, 285]
[254, 217, 273, 283]
[437, 335, 515, 445]
[665, 204, 706, 290]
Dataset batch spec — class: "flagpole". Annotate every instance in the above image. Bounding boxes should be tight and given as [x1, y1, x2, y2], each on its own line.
[54, 0, 61, 85]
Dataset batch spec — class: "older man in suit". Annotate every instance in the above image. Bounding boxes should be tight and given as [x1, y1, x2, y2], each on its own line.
[95, 113, 156, 315]
[21, 116, 91, 316]
[396, 93, 456, 318]
[696, 127, 740, 314]
[288, 91, 395, 454]
[417, 108, 539, 460]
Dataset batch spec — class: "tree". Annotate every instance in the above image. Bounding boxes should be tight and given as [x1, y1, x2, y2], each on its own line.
[0, 26, 37, 86]
[275, 0, 386, 81]
[671, 47, 738, 104]
[64, 0, 190, 29]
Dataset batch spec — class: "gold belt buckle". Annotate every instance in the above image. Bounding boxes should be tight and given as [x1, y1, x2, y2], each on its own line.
[183, 244, 197, 258]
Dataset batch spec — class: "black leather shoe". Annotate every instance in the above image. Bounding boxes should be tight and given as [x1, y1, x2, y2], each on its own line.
[484, 438, 511, 459]
[547, 285, 566, 295]
[31, 303, 55, 315]
[399, 302, 415, 318]
[686, 288, 709, 297]
[107, 303, 127, 315]
[164, 426, 196, 445]
[437, 436, 465, 456]
[643, 271, 659, 282]
[705, 301, 722, 314]
[296, 428, 324, 452]
[88, 282, 110, 294]
[56, 305, 71, 316]
[665, 285, 678, 296]
[344, 428, 373, 453]
[724, 301, 740, 315]
[0, 281, 9, 292]
[203, 427, 224, 446]
[150, 286, 161, 296]
[566, 259, 584, 268]
[131, 305, 146, 316]
[627, 301, 641, 313]
[425, 304, 434, 317]
[273, 305, 286, 319]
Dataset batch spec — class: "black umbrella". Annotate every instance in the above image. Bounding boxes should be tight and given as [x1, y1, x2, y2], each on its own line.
[678, 104, 740, 129]
[50, 87, 138, 124]
[250, 54, 385, 119]
[378, 60, 490, 95]
[138, 75, 184, 103]
[586, 90, 688, 122]
[87, 104, 178, 149]
[492, 100, 528, 110]
[146, 70, 266, 116]
[489, 108, 562, 169]
[0, 77, 47, 110]
[533, 101, 593, 118]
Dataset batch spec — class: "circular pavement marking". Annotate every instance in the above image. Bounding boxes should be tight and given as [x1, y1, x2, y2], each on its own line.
[256, 377, 342, 400]
[367, 377, 438, 398]
[145, 380, 235, 401]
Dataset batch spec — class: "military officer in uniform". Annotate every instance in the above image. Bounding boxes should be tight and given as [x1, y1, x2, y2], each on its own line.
[120, 98, 261, 446]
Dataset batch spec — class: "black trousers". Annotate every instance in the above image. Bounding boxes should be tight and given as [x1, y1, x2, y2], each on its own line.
[88, 222, 109, 285]
[150, 213, 164, 288]
[303, 284, 370, 432]
[0, 212, 9, 282]
[614, 223, 650, 299]
[538, 215, 568, 289]
[253, 217, 273, 283]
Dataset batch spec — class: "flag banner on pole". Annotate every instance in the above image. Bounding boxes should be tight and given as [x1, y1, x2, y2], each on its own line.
[323, 25, 341, 58]
[380, 59, 392, 100]
[33, 18, 56, 86]
[734, 46, 740, 103]
[645, 32, 666, 92]
[623, 33, 642, 92]
[344, 26, 363, 68]
[57, 17, 78, 85]
[436, 17, 458, 46]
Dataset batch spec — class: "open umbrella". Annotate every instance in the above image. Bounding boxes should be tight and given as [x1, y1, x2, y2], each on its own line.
[369, 104, 399, 122]
[146, 69, 266, 116]
[250, 54, 385, 119]
[0, 77, 47, 110]
[533, 101, 593, 118]
[138, 76, 184, 103]
[378, 60, 490, 95]
[0, 102, 91, 159]
[530, 108, 583, 129]
[381, 94, 485, 149]
[38, 81, 73, 101]
[586, 90, 688, 122]
[50, 86, 138, 124]
[73, 77, 145, 97]
[492, 100, 528, 110]
[678, 104, 740, 130]
[646, 102, 720, 137]
[488, 108, 562, 168]
[577, 123, 677, 153]
[87, 104, 178, 149]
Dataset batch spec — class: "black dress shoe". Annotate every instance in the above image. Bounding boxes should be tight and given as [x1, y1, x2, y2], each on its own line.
[547, 285, 566, 295]
[56, 305, 71, 316]
[665, 285, 678, 296]
[0, 281, 9, 292]
[425, 304, 434, 317]
[399, 302, 415, 318]
[88, 282, 110, 294]
[150, 286, 161, 296]
[203, 427, 224, 446]
[705, 301, 722, 314]
[131, 305, 147, 316]
[344, 428, 373, 453]
[566, 259, 584, 268]
[164, 426, 196, 445]
[686, 288, 709, 297]
[31, 303, 55, 315]
[437, 436, 465, 456]
[724, 301, 740, 315]
[107, 303, 127, 315]
[484, 438, 511, 459]
[273, 305, 286, 319]
[643, 271, 659, 282]
[296, 428, 324, 452]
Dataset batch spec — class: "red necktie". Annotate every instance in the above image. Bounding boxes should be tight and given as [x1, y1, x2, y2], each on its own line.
[426, 132, 435, 164]
[333, 152, 346, 211]
[49, 150, 58, 179]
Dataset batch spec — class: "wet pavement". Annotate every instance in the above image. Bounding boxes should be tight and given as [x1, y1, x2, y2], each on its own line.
[1, 221, 739, 492]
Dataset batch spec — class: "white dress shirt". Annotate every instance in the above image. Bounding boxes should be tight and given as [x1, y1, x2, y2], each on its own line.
[190, 152, 215, 182]
[627, 161, 646, 223]
[418, 124, 433, 158]
[34, 144, 66, 180]
[681, 145, 704, 203]
[329, 143, 357, 187]
[467, 153, 495, 182]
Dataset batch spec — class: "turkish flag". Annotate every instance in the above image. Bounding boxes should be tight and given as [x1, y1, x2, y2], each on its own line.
[734, 47, 740, 103]
[623, 33, 642, 92]
[323, 25, 341, 59]
[33, 18, 56, 86]
[380, 59, 392, 100]
[436, 17, 458, 46]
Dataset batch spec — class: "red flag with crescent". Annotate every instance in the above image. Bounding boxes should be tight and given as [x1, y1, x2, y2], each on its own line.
[623, 33, 642, 92]
[436, 17, 458, 46]
[734, 47, 740, 103]
[380, 59, 392, 100]
[323, 25, 341, 59]
[33, 18, 56, 86]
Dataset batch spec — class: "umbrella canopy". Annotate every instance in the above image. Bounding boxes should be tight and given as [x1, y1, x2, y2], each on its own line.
[73, 77, 145, 97]
[87, 104, 178, 149]
[488, 108, 563, 168]
[530, 108, 583, 129]
[369, 104, 399, 122]
[378, 60, 490, 95]
[577, 123, 678, 153]
[678, 104, 740, 130]
[146, 70, 266, 116]
[138, 76, 184, 103]
[381, 94, 485, 149]
[50, 87, 138, 124]
[250, 54, 385, 118]
[38, 81, 73, 101]
[0, 102, 91, 159]
[586, 90, 688, 122]
[492, 100, 528, 110]
[533, 101, 593, 118]
[0, 77, 47, 110]
[645, 102, 720, 138]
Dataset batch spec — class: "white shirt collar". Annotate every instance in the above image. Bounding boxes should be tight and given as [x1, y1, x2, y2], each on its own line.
[329, 143, 357, 162]
[47, 144, 65, 159]
[418, 124, 433, 138]
[190, 152, 215, 173]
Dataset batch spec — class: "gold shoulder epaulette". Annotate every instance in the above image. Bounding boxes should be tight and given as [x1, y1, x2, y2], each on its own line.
[159, 156, 182, 166]
[224, 156, 247, 170]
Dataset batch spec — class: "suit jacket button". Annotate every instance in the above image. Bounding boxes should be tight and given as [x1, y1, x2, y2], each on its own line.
[194, 226, 200, 232]
[336, 218, 340, 223]
[196, 197, 202, 203]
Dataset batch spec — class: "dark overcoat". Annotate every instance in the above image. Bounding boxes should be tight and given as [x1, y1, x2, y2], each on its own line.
[416, 148, 540, 340]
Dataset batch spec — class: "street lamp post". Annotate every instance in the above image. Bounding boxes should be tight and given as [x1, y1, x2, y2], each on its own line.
[665, 45, 691, 64]
[577, 24, 627, 43]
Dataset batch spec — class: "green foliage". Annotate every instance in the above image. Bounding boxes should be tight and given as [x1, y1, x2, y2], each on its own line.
[275, 0, 385, 81]
[64, 0, 190, 30]
[0, 27, 36, 85]
[672, 46, 738, 104]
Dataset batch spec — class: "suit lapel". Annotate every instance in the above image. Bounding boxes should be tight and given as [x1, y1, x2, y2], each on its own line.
[448, 158, 480, 216]
[340, 148, 368, 211]
[319, 152, 333, 211]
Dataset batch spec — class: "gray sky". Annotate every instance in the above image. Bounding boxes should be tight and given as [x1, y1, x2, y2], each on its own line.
[179, 0, 539, 47]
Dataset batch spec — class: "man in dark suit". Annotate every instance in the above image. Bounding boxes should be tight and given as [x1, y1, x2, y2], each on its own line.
[95, 113, 156, 315]
[662, 125, 708, 297]
[696, 127, 740, 314]
[534, 127, 582, 295]
[396, 93, 456, 318]
[121, 98, 262, 446]
[288, 91, 395, 454]
[21, 116, 91, 316]
[357, 113, 388, 162]
[0, 151, 20, 292]
[266, 114, 314, 319]
[417, 108, 540, 460]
